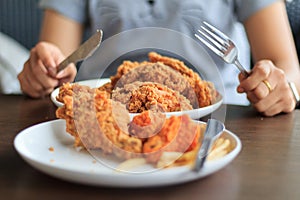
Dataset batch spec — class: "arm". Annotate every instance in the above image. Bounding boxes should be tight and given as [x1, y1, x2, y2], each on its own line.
[18, 9, 84, 98]
[40, 9, 84, 56]
[238, 1, 300, 116]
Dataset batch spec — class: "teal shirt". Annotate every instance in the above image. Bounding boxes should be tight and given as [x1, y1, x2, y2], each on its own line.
[39, 0, 279, 105]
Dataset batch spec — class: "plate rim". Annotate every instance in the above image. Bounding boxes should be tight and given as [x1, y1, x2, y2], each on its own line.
[14, 119, 241, 187]
[50, 78, 111, 107]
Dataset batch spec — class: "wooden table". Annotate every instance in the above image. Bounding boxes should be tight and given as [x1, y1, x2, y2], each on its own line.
[1, 94, 300, 200]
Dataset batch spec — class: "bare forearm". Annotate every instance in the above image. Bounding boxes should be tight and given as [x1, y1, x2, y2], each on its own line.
[39, 9, 84, 56]
[245, 1, 300, 91]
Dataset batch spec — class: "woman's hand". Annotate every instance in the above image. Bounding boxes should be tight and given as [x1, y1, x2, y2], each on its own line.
[237, 60, 296, 116]
[18, 42, 77, 98]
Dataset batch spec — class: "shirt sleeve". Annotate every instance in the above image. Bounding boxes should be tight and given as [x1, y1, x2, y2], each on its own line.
[39, 0, 87, 24]
[235, 0, 280, 22]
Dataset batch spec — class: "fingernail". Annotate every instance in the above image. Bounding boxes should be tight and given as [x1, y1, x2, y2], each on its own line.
[237, 86, 244, 93]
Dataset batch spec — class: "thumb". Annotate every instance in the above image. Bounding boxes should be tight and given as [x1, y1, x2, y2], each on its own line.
[56, 63, 77, 80]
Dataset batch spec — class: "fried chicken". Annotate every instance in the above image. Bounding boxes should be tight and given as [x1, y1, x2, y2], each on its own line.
[110, 52, 215, 108]
[56, 84, 143, 160]
[55, 51, 216, 165]
[129, 114, 201, 163]
[148, 52, 215, 107]
[112, 81, 193, 113]
[56, 84, 201, 164]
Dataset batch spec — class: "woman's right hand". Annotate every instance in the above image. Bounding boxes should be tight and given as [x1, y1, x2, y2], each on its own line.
[18, 42, 77, 98]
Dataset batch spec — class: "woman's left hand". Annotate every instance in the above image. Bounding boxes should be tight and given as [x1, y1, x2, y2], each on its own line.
[237, 59, 296, 116]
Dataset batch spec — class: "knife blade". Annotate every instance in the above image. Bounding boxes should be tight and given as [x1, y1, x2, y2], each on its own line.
[194, 119, 225, 172]
[49, 29, 103, 77]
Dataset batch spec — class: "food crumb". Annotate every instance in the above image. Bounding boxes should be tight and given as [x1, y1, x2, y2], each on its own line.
[92, 160, 97, 164]
[49, 146, 54, 152]
[50, 159, 55, 163]
[260, 118, 264, 121]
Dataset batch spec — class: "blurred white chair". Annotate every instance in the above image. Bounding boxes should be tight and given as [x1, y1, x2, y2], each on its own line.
[0, 32, 29, 94]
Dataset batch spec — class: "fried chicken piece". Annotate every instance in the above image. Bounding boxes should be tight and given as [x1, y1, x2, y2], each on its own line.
[140, 114, 201, 163]
[56, 82, 94, 103]
[127, 82, 193, 113]
[97, 82, 113, 98]
[128, 110, 166, 139]
[110, 52, 215, 108]
[110, 60, 152, 87]
[56, 84, 143, 160]
[148, 52, 197, 80]
[112, 62, 199, 108]
[148, 51, 215, 107]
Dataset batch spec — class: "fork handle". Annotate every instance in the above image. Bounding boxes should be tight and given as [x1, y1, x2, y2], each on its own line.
[234, 59, 250, 77]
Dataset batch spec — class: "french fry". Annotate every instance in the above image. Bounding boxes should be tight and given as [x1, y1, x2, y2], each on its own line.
[157, 152, 183, 168]
[208, 139, 230, 160]
[115, 158, 146, 172]
[159, 137, 232, 168]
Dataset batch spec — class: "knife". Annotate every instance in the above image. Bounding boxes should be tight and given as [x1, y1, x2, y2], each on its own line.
[194, 119, 225, 172]
[49, 29, 103, 77]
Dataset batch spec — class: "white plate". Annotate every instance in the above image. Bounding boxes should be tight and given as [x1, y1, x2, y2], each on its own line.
[51, 79, 110, 107]
[51, 79, 223, 119]
[14, 119, 241, 187]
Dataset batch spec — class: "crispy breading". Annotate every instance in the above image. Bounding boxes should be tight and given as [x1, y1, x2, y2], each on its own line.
[110, 61, 152, 87]
[56, 84, 143, 160]
[97, 82, 113, 96]
[56, 82, 94, 103]
[129, 110, 166, 139]
[148, 52, 197, 80]
[110, 52, 215, 108]
[148, 52, 214, 107]
[56, 85, 202, 165]
[112, 81, 193, 113]
[132, 114, 201, 163]
[112, 62, 199, 108]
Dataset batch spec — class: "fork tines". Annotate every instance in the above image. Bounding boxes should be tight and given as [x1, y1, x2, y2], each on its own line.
[194, 21, 230, 57]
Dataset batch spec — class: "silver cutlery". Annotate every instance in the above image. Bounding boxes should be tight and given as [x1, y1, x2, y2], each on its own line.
[194, 119, 225, 172]
[49, 29, 103, 77]
[195, 21, 249, 77]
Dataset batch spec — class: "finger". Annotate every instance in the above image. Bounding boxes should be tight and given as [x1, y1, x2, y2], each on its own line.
[56, 63, 77, 82]
[34, 42, 57, 69]
[246, 91, 260, 104]
[29, 51, 59, 90]
[18, 70, 44, 98]
[28, 47, 47, 74]
[242, 78, 276, 103]
[238, 72, 248, 82]
[240, 60, 272, 92]
[253, 80, 276, 100]
[262, 80, 273, 93]
[261, 99, 294, 117]
[35, 42, 65, 77]
[252, 90, 279, 113]
[35, 59, 59, 89]
[237, 72, 248, 93]
[22, 59, 46, 94]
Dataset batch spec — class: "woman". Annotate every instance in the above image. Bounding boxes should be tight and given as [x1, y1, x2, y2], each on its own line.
[18, 0, 300, 116]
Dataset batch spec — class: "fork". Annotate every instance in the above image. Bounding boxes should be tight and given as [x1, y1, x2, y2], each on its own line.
[195, 21, 250, 77]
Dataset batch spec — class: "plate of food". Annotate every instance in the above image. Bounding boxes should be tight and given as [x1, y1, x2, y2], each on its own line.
[14, 117, 241, 187]
[51, 52, 223, 119]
